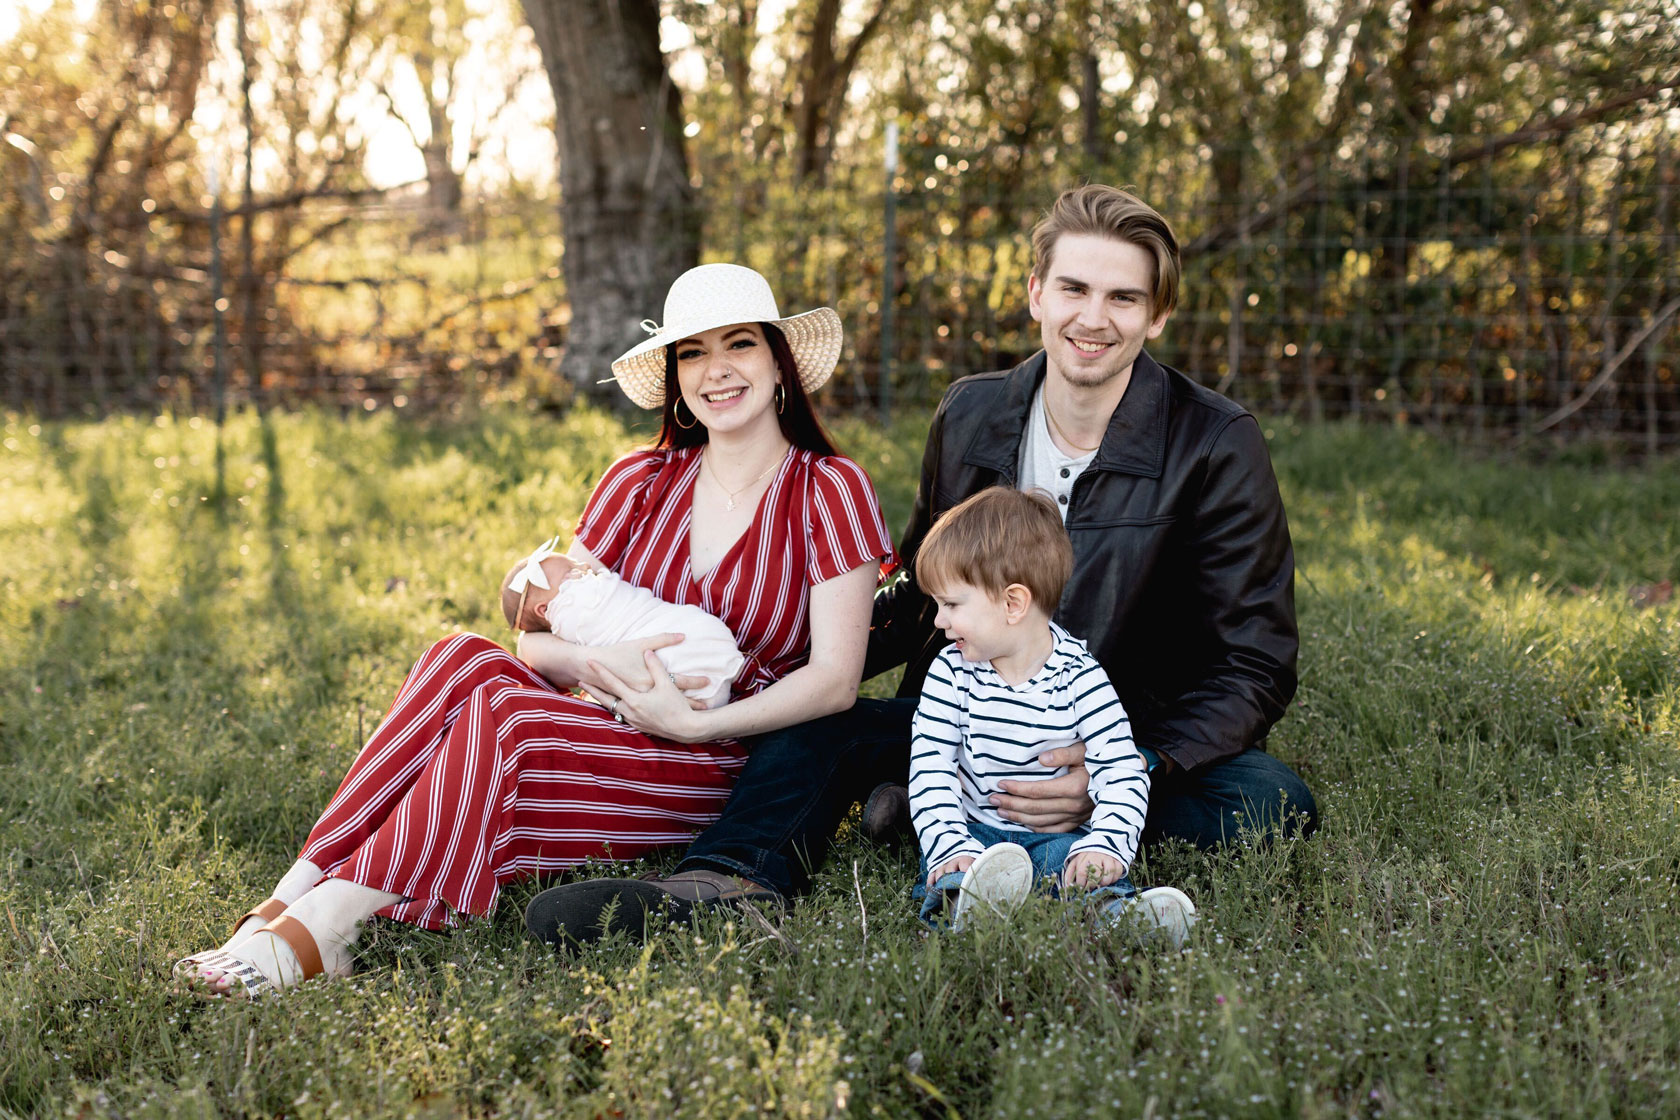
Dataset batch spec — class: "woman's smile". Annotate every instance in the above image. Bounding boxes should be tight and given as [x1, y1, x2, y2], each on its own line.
[676, 322, 781, 436]
[701, 384, 748, 406]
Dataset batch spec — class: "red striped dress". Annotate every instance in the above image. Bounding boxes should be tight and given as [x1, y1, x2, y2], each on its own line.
[298, 446, 894, 929]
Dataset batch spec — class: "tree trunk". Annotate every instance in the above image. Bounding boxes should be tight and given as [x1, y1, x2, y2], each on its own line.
[793, 0, 841, 182]
[420, 41, 463, 219]
[522, 0, 699, 401]
[791, 0, 891, 185]
[1081, 49, 1101, 161]
[422, 127, 463, 218]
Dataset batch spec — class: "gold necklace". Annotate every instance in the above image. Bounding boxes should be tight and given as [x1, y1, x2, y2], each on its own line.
[703, 448, 784, 511]
[1043, 395, 1103, 454]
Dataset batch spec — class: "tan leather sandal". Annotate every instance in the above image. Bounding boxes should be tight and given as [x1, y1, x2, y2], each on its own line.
[171, 897, 288, 980]
[180, 913, 326, 999]
[238, 898, 288, 931]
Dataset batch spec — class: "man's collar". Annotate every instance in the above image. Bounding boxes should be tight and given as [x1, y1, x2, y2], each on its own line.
[1091, 349, 1169, 478]
[960, 349, 1169, 480]
[959, 352, 1043, 479]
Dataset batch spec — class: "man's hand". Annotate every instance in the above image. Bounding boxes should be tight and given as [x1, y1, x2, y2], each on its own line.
[1062, 851, 1125, 891]
[991, 743, 1094, 832]
[927, 855, 975, 888]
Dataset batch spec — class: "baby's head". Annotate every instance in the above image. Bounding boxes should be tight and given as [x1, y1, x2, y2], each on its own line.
[915, 487, 1071, 659]
[501, 548, 584, 631]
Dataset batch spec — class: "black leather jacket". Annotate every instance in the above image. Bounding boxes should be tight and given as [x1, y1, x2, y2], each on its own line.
[866, 349, 1298, 772]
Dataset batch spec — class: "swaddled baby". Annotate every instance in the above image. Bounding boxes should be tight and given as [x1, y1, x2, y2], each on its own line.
[500, 538, 745, 709]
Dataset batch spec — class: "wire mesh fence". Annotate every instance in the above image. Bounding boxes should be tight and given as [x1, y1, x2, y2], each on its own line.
[4, 123, 1677, 451]
[0, 185, 567, 419]
[755, 123, 1680, 452]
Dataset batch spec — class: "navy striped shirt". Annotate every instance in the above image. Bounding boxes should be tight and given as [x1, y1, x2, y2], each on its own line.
[908, 621, 1149, 873]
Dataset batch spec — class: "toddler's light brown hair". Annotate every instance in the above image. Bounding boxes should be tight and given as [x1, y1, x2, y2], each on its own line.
[915, 487, 1072, 611]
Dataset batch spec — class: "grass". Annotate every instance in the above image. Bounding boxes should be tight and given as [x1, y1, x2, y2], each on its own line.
[1, 405, 1677, 1118]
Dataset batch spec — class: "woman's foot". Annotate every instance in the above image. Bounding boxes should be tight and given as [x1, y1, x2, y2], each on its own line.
[221, 859, 331, 952]
[186, 919, 347, 997]
[181, 878, 399, 997]
[171, 859, 330, 981]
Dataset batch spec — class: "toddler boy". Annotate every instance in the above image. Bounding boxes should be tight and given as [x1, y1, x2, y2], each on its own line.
[907, 488, 1196, 942]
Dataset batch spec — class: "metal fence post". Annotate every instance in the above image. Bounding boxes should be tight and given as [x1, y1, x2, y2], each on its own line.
[881, 121, 898, 426]
[209, 160, 227, 429]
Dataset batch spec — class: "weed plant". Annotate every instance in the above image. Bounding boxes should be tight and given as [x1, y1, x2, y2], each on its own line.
[1, 408, 1676, 1118]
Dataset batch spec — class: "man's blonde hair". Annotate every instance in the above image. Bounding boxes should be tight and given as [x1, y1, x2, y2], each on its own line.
[916, 487, 1072, 611]
[1031, 184, 1181, 318]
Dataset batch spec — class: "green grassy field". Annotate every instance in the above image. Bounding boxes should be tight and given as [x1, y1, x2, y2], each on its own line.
[2, 406, 1677, 1118]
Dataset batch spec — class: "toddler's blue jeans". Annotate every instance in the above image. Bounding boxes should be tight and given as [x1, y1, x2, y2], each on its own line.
[911, 820, 1137, 928]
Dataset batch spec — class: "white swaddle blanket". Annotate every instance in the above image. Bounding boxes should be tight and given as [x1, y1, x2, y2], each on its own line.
[549, 570, 745, 710]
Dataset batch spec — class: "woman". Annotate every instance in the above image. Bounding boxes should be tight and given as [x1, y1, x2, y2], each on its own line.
[178, 264, 894, 996]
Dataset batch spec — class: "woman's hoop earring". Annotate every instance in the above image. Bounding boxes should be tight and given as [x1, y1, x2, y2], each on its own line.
[775, 383, 786, 414]
[674, 398, 698, 429]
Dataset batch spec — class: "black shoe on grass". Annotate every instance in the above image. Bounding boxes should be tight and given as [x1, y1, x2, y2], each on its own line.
[861, 782, 913, 850]
[524, 870, 785, 948]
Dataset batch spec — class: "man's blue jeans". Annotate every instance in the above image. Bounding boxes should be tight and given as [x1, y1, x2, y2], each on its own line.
[910, 819, 1136, 927]
[679, 697, 1319, 898]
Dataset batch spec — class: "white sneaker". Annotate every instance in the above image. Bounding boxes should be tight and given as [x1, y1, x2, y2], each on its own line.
[949, 842, 1034, 931]
[1107, 885, 1198, 948]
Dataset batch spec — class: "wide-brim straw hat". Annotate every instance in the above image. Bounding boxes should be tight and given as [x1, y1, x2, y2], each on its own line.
[606, 263, 843, 410]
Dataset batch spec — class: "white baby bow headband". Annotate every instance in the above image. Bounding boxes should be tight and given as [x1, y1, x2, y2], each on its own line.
[509, 537, 560, 593]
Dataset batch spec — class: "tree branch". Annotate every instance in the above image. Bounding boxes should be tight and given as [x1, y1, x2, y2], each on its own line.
[1184, 79, 1680, 261]
[377, 80, 431, 152]
[1443, 79, 1680, 168]
[1531, 296, 1680, 433]
[91, 179, 427, 238]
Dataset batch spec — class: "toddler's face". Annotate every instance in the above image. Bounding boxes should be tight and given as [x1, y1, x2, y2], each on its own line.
[928, 579, 1014, 664]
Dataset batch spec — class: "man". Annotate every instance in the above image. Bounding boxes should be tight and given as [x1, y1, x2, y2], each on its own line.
[525, 184, 1317, 946]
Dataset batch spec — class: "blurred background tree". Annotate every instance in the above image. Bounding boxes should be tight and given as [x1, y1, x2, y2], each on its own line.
[373, 0, 503, 228]
[2, 0, 216, 413]
[523, 0, 698, 398]
[2, 0, 1676, 445]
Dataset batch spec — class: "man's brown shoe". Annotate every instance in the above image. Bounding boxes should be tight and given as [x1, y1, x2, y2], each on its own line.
[525, 870, 784, 948]
[861, 782, 913, 849]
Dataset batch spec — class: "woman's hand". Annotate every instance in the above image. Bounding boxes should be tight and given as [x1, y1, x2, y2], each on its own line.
[575, 634, 707, 699]
[589, 649, 709, 743]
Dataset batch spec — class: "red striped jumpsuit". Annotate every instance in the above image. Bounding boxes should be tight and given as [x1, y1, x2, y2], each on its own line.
[298, 447, 893, 929]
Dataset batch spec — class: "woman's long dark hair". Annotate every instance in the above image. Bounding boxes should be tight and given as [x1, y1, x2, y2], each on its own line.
[654, 322, 841, 456]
